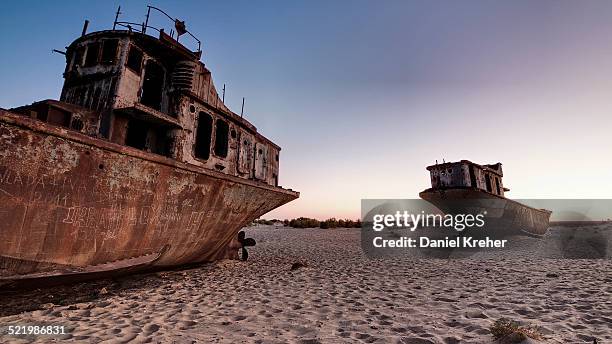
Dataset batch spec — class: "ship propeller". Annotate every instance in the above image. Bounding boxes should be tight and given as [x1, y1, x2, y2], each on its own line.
[238, 231, 256, 261]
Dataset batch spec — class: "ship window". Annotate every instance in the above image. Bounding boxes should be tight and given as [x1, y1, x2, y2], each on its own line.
[495, 177, 501, 195]
[141, 60, 164, 111]
[73, 46, 85, 69]
[448, 168, 453, 173]
[485, 174, 492, 193]
[126, 45, 143, 74]
[194, 112, 213, 160]
[101, 39, 118, 64]
[125, 119, 172, 157]
[125, 119, 148, 150]
[469, 165, 477, 188]
[84, 42, 100, 67]
[214, 119, 229, 158]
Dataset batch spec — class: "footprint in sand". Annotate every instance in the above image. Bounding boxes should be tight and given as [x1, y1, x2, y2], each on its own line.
[178, 320, 197, 329]
[143, 323, 160, 334]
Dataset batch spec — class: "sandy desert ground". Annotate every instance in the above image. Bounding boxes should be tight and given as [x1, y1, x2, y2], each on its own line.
[0, 225, 611, 343]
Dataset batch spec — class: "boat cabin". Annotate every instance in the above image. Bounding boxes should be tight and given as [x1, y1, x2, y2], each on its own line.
[9, 8, 280, 187]
[426, 160, 507, 197]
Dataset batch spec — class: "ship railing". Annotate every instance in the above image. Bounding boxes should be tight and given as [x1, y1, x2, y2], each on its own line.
[112, 5, 202, 53]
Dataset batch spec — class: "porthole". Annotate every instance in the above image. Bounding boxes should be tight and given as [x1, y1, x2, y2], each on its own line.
[189, 105, 196, 113]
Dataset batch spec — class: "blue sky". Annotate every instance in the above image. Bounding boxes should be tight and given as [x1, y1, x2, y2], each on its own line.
[1, 1, 611, 219]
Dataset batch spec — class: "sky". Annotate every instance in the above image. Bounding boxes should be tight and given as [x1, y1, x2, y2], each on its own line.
[1, 1, 611, 220]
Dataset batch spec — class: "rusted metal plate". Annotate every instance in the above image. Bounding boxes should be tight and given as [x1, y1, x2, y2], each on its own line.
[0, 110, 298, 282]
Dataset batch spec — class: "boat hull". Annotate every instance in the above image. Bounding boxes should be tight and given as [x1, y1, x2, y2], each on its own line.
[0, 110, 298, 286]
[419, 188, 551, 237]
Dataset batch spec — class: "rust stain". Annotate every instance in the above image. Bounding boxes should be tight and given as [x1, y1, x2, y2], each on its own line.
[0, 7, 298, 286]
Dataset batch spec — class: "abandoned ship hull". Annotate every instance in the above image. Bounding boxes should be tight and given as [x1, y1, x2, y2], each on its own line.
[419, 188, 552, 237]
[0, 110, 298, 286]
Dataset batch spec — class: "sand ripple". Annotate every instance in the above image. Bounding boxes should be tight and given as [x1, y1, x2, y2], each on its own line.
[0, 226, 610, 343]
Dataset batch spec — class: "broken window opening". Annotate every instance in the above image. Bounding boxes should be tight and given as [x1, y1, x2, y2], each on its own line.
[194, 112, 213, 160]
[140, 60, 164, 111]
[126, 45, 143, 74]
[495, 177, 501, 195]
[125, 119, 148, 150]
[73, 46, 86, 70]
[101, 39, 118, 64]
[84, 42, 100, 67]
[214, 119, 229, 158]
[125, 119, 172, 157]
[469, 165, 477, 188]
[485, 174, 492, 193]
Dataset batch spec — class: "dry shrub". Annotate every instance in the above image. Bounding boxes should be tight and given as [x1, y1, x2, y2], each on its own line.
[490, 318, 543, 343]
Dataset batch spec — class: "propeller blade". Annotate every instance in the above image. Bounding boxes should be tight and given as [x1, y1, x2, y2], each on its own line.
[241, 247, 249, 261]
[243, 238, 256, 247]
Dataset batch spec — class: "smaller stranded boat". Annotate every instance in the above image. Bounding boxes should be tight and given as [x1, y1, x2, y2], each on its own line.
[419, 160, 551, 236]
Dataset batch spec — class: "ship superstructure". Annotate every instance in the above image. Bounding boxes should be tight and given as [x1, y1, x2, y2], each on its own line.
[0, 7, 298, 287]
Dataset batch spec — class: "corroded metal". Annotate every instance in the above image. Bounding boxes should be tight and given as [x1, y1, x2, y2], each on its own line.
[0, 7, 298, 286]
[0, 111, 297, 285]
[420, 160, 551, 236]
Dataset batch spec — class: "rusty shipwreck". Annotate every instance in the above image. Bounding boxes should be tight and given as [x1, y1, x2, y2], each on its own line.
[0, 7, 298, 287]
[419, 160, 551, 236]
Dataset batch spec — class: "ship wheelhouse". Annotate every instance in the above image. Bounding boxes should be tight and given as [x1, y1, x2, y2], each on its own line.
[426, 160, 507, 197]
[10, 14, 281, 187]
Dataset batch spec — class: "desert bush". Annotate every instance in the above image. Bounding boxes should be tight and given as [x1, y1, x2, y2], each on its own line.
[282, 217, 363, 229]
[289, 217, 320, 228]
[319, 218, 363, 229]
[320, 218, 338, 228]
[490, 318, 543, 342]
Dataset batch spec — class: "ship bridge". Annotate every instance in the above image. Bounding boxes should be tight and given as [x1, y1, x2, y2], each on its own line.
[11, 6, 280, 187]
[426, 160, 508, 197]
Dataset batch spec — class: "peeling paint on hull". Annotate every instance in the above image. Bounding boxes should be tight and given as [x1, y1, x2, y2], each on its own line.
[0, 111, 298, 286]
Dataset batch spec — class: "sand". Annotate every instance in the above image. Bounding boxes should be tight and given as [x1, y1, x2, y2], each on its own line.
[0, 225, 611, 343]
